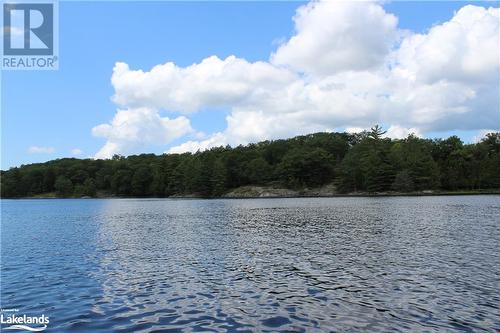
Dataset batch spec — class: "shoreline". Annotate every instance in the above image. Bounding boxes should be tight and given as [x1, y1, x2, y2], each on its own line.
[4, 189, 500, 200]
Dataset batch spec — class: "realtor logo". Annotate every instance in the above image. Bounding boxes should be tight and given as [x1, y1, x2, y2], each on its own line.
[0, 308, 49, 332]
[1, 1, 58, 70]
[4, 3, 53, 55]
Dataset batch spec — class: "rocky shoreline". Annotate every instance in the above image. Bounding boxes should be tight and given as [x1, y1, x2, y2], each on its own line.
[9, 185, 500, 199]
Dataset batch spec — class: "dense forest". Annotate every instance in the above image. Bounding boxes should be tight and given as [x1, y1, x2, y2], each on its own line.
[1, 126, 499, 198]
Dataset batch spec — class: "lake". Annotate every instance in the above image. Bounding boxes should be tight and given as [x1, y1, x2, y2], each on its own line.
[1, 196, 499, 332]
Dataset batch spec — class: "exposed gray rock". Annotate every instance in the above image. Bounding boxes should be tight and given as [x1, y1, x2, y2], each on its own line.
[223, 184, 339, 198]
[223, 186, 299, 198]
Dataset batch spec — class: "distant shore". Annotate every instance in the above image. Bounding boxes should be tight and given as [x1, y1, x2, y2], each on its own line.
[5, 186, 500, 199]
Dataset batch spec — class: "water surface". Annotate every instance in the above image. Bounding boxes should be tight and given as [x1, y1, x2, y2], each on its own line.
[1, 196, 499, 332]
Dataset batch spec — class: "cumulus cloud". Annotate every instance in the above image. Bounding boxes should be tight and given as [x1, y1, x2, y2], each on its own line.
[92, 107, 193, 159]
[345, 127, 368, 134]
[388, 4, 500, 131]
[271, 0, 399, 75]
[111, 57, 295, 113]
[28, 146, 55, 154]
[394, 5, 500, 85]
[167, 111, 330, 153]
[385, 125, 422, 139]
[95, 0, 500, 157]
[168, 132, 227, 154]
[344, 125, 422, 139]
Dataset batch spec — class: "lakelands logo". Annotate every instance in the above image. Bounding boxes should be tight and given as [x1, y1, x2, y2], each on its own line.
[1, 1, 59, 70]
[0, 309, 49, 331]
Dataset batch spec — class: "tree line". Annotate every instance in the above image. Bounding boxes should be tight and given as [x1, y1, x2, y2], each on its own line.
[1, 126, 499, 198]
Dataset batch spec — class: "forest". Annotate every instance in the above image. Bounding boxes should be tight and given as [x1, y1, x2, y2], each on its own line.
[1, 126, 499, 198]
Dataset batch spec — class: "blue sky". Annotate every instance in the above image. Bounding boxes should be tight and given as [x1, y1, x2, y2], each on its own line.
[1, 1, 499, 169]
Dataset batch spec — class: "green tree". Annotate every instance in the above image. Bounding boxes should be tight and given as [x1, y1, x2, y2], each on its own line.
[70, 169, 89, 185]
[54, 176, 73, 197]
[42, 168, 56, 193]
[392, 169, 414, 192]
[246, 157, 272, 184]
[391, 135, 439, 190]
[211, 158, 227, 196]
[278, 148, 334, 187]
[337, 149, 364, 192]
[1, 129, 498, 198]
[131, 165, 153, 196]
[363, 150, 395, 192]
[368, 125, 387, 140]
[111, 169, 133, 196]
[83, 178, 97, 197]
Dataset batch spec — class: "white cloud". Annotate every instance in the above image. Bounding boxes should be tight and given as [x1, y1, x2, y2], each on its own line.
[111, 56, 295, 113]
[168, 132, 227, 154]
[394, 5, 500, 85]
[472, 129, 498, 143]
[92, 107, 193, 159]
[28, 146, 55, 154]
[387, 5, 500, 131]
[96, 1, 500, 157]
[343, 125, 422, 140]
[168, 110, 329, 153]
[271, 0, 398, 76]
[71, 148, 83, 156]
[345, 127, 370, 134]
[385, 125, 422, 139]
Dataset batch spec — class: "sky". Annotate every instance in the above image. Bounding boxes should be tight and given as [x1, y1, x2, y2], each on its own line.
[1, 0, 499, 169]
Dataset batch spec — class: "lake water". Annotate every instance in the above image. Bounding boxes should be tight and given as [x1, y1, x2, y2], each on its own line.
[1, 196, 499, 332]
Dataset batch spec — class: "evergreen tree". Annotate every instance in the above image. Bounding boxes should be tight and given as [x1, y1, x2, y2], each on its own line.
[392, 170, 415, 192]
[211, 158, 227, 196]
[1, 129, 498, 198]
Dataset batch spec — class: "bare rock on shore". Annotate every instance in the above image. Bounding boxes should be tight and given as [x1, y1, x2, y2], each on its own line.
[223, 186, 299, 198]
[223, 184, 339, 198]
[300, 184, 338, 197]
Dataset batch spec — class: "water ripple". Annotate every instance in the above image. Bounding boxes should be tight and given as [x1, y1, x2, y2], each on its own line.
[1, 196, 500, 332]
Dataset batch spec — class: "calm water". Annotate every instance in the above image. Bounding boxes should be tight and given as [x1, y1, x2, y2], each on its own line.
[1, 196, 499, 332]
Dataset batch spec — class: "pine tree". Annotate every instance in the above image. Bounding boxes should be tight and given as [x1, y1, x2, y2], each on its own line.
[211, 158, 227, 196]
